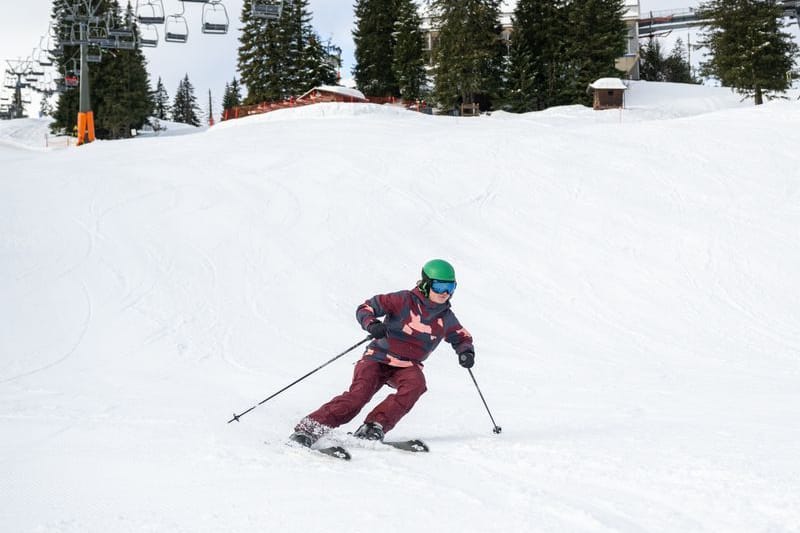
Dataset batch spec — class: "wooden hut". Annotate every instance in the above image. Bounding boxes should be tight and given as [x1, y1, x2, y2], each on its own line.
[587, 78, 628, 110]
[297, 86, 367, 103]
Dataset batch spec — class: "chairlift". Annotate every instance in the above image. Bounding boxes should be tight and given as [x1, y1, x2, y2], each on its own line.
[202, 1, 229, 34]
[37, 37, 54, 66]
[64, 69, 79, 87]
[100, 35, 136, 50]
[252, 0, 282, 20]
[165, 14, 189, 43]
[109, 27, 135, 38]
[114, 38, 137, 50]
[139, 24, 159, 47]
[86, 44, 103, 63]
[87, 24, 108, 45]
[59, 24, 83, 47]
[137, 0, 166, 25]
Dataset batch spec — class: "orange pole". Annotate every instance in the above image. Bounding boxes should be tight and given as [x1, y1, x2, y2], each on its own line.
[86, 111, 95, 143]
[76, 111, 95, 146]
[76, 112, 86, 146]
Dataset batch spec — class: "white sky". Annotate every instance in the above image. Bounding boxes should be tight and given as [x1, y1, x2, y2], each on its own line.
[0, 0, 709, 117]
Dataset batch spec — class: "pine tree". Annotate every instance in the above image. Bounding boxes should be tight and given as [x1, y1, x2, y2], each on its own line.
[663, 39, 697, 83]
[286, 0, 339, 95]
[94, 2, 153, 138]
[639, 36, 666, 81]
[238, 0, 340, 103]
[238, 0, 283, 103]
[431, 0, 505, 112]
[560, 0, 627, 106]
[298, 36, 339, 93]
[505, 0, 567, 112]
[39, 95, 55, 118]
[698, 0, 797, 104]
[640, 37, 698, 83]
[152, 76, 171, 120]
[222, 76, 242, 116]
[392, 0, 427, 101]
[352, 0, 400, 96]
[172, 74, 201, 126]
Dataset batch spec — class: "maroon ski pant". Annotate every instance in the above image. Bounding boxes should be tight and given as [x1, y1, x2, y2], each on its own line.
[305, 358, 427, 434]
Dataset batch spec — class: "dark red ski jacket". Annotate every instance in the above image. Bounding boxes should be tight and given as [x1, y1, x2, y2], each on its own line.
[356, 287, 474, 366]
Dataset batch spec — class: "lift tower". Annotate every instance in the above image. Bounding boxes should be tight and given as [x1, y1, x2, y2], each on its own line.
[4, 59, 34, 119]
[59, 1, 104, 145]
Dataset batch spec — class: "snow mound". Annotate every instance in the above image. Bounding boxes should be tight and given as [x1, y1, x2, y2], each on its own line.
[210, 101, 422, 132]
[2, 80, 800, 532]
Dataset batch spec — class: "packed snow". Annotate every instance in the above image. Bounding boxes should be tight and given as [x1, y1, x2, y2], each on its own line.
[2, 81, 800, 533]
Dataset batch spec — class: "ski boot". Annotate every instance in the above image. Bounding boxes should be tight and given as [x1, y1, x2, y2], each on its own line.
[353, 421, 384, 441]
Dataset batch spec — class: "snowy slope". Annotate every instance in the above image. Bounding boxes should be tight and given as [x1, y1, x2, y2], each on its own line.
[2, 82, 800, 533]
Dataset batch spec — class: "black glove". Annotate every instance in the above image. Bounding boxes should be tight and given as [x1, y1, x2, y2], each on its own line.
[367, 321, 387, 339]
[458, 351, 475, 369]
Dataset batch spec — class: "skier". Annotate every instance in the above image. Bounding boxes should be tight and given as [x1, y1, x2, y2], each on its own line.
[290, 259, 475, 446]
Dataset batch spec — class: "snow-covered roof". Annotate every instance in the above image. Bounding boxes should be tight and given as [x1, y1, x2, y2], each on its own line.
[588, 78, 628, 90]
[299, 86, 367, 101]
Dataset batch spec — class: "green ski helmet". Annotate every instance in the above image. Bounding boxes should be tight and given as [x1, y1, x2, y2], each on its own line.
[418, 259, 457, 297]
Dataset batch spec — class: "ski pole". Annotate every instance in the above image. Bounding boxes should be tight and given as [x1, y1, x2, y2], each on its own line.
[227, 335, 372, 424]
[467, 368, 502, 434]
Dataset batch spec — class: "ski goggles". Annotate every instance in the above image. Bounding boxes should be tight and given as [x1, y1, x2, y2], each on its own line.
[430, 279, 457, 295]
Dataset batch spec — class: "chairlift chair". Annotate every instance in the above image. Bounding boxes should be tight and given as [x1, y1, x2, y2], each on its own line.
[139, 24, 159, 47]
[86, 45, 103, 63]
[99, 38, 131, 50]
[202, 1, 229, 34]
[252, 0, 282, 20]
[114, 38, 137, 50]
[137, 0, 166, 25]
[165, 14, 189, 43]
[64, 70, 79, 87]
[104, 12, 133, 39]
[108, 27, 135, 39]
[37, 37, 54, 66]
[87, 24, 108, 45]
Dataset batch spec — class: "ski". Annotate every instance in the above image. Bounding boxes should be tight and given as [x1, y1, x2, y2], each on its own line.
[383, 439, 429, 452]
[315, 445, 352, 460]
[283, 440, 351, 461]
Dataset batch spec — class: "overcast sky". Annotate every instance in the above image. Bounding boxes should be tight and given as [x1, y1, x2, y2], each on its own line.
[1, 0, 701, 118]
